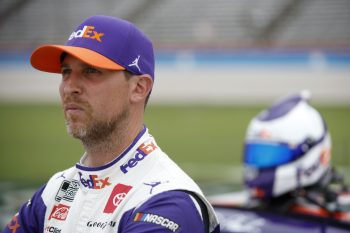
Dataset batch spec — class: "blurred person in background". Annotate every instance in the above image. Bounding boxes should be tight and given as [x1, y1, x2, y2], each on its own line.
[2, 15, 219, 233]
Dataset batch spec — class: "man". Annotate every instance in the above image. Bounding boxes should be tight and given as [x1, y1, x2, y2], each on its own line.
[3, 15, 219, 233]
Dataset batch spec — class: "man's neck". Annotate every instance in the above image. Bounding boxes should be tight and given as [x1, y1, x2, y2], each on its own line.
[81, 123, 143, 168]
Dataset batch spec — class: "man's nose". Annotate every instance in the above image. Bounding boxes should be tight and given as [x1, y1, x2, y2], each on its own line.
[61, 73, 82, 95]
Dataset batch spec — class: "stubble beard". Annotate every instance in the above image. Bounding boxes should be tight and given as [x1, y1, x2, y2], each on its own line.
[66, 106, 130, 148]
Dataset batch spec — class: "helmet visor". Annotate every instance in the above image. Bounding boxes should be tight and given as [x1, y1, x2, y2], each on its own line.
[244, 125, 327, 169]
[244, 142, 296, 168]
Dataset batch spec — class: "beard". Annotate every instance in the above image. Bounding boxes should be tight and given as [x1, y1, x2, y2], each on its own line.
[64, 99, 130, 146]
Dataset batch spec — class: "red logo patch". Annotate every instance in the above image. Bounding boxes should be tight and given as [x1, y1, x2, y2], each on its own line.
[104, 184, 132, 214]
[49, 204, 70, 221]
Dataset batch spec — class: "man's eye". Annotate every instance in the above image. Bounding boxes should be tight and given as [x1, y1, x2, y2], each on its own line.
[61, 68, 71, 76]
[85, 67, 101, 74]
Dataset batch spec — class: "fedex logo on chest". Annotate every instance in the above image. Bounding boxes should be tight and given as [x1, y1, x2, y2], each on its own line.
[68, 25, 104, 42]
[120, 142, 158, 174]
[78, 172, 111, 189]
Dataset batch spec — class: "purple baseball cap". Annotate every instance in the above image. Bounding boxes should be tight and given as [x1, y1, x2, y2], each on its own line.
[30, 15, 155, 80]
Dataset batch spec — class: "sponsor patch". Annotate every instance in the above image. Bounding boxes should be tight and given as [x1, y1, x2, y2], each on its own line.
[120, 141, 158, 173]
[86, 220, 116, 229]
[69, 25, 104, 42]
[133, 212, 180, 232]
[55, 180, 79, 202]
[78, 172, 111, 189]
[320, 148, 331, 166]
[62, 180, 79, 202]
[7, 214, 20, 233]
[55, 180, 70, 202]
[49, 204, 70, 221]
[103, 183, 132, 214]
[143, 180, 169, 194]
[128, 55, 141, 72]
[301, 158, 322, 177]
[44, 226, 62, 233]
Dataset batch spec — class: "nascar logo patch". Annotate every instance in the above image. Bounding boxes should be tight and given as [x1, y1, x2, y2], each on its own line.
[133, 212, 179, 232]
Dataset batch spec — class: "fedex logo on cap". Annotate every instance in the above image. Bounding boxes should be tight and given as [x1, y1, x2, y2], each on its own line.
[68, 25, 104, 42]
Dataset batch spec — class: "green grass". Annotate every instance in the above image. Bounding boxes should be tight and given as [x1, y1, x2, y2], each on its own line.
[0, 104, 349, 185]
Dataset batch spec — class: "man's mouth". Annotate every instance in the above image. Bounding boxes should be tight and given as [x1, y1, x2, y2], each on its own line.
[64, 103, 84, 114]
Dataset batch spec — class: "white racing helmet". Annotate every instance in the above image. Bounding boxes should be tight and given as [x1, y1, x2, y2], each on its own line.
[243, 90, 332, 199]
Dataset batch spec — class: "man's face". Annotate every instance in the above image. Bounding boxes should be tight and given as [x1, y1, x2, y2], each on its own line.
[59, 55, 131, 142]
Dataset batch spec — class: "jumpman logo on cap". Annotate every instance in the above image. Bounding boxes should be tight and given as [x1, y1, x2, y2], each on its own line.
[128, 55, 141, 72]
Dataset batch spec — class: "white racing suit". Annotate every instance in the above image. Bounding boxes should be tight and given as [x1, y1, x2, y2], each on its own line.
[3, 127, 220, 233]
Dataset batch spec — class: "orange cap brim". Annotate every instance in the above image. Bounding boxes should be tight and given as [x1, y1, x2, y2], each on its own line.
[30, 45, 125, 73]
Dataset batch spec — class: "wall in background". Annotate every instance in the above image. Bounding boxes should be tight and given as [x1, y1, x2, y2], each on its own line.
[1, 50, 349, 105]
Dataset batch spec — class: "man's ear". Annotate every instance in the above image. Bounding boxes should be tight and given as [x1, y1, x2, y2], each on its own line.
[129, 74, 153, 104]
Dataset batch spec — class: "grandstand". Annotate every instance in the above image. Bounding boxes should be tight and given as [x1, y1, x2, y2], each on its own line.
[0, 0, 349, 49]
